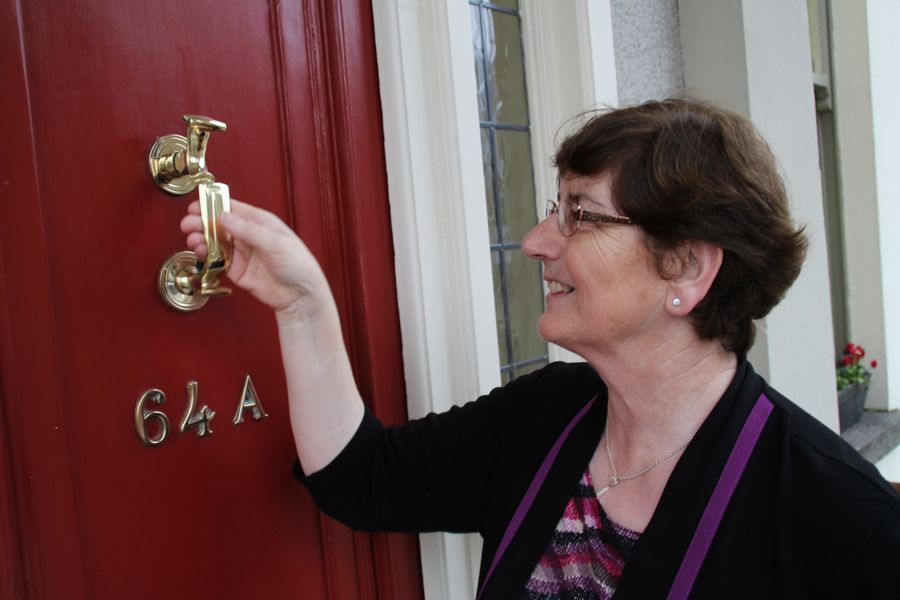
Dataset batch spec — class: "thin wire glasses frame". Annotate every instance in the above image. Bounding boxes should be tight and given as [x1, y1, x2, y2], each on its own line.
[545, 198, 635, 237]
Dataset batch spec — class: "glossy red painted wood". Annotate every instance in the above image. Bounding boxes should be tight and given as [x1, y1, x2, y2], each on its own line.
[0, 0, 88, 596]
[0, 0, 423, 597]
[273, 0, 423, 596]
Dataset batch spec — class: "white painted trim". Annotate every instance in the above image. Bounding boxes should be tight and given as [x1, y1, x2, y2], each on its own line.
[372, 1, 497, 597]
[864, 0, 900, 411]
[372, 0, 618, 595]
[521, 0, 608, 227]
[828, 1, 889, 410]
[583, 0, 620, 109]
[521, 0, 617, 365]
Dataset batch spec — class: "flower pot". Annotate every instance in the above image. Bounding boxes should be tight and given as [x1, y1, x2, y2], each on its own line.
[838, 382, 867, 432]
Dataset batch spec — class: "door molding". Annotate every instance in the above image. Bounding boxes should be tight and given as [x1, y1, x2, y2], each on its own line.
[286, 0, 424, 597]
[0, 0, 88, 596]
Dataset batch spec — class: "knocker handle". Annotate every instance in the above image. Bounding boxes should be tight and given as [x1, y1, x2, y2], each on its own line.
[157, 182, 233, 312]
[197, 180, 232, 298]
[150, 114, 233, 312]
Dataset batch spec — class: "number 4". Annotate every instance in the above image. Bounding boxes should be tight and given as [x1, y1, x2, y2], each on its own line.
[180, 380, 216, 437]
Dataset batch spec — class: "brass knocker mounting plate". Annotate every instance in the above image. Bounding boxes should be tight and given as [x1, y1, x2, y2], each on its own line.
[158, 251, 209, 312]
[148, 135, 194, 195]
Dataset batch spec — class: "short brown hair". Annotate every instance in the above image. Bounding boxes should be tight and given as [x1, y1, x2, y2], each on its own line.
[554, 97, 808, 356]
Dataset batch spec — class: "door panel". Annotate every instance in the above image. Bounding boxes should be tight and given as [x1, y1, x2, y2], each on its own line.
[0, 0, 422, 597]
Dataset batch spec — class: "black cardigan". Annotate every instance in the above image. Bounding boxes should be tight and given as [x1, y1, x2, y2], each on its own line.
[296, 361, 900, 598]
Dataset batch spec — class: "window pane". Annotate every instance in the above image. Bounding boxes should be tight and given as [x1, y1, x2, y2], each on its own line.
[471, 5, 489, 122]
[470, 0, 547, 379]
[492, 250, 509, 364]
[484, 10, 528, 125]
[506, 250, 546, 363]
[516, 359, 549, 378]
[495, 129, 537, 243]
[492, 0, 519, 10]
[468, 0, 519, 11]
[481, 127, 498, 244]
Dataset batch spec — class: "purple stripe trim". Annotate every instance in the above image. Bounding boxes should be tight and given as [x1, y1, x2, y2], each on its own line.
[666, 393, 773, 600]
[476, 396, 597, 600]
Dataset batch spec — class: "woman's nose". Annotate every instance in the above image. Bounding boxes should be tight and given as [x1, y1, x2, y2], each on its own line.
[522, 215, 561, 261]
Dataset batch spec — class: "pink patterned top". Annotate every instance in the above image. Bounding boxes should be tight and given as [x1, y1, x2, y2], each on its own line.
[520, 469, 640, 599]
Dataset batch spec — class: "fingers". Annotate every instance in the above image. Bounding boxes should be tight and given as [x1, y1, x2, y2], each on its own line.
[230, 198, 294, 235]
[194, 243, 209, 261]
[184, 198, 289, 235]
[180, 214, 205, 259]
[218, 210, 282, 254]
[180, 213, 202, 234]
[182, 198, 296, 259]
[186, 231, 206, 248]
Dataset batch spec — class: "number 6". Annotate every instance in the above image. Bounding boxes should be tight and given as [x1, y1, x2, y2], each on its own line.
[134, 389, 171, 447]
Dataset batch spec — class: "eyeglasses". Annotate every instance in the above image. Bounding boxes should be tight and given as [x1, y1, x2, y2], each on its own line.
[545, 198, 634, 237]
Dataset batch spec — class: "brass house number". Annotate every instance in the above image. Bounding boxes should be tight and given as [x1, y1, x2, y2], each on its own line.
[134, 374, 268, 447]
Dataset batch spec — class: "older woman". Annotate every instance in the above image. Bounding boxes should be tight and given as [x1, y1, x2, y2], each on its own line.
[182, 98, 899, 599]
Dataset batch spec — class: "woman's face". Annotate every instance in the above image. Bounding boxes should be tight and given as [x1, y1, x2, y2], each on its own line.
[522, 174, 669, 355]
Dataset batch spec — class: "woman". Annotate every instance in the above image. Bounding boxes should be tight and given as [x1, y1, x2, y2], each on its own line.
[182, 98, 899, 598]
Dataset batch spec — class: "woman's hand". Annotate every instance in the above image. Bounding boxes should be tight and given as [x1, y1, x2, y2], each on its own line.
[182, 198, 364, 473]
[180, 199, 330, 321]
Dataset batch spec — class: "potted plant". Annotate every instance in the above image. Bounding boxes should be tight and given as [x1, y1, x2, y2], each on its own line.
[836, 342, 877, 431]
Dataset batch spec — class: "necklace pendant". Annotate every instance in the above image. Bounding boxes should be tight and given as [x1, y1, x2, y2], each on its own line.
[595, 476, 619, 501]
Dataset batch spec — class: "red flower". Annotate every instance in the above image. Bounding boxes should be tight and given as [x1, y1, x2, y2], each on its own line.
[842, 355, 852, 365]
[871, 360, 878, 368]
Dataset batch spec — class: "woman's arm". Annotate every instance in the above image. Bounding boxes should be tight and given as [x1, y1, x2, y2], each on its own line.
[181, 199, 364, 474]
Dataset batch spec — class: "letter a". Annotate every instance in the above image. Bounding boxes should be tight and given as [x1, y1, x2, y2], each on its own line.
[233, 375, 269, 425]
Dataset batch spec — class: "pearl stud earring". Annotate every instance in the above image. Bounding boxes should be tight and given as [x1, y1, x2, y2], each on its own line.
[672, 298, 682, 307]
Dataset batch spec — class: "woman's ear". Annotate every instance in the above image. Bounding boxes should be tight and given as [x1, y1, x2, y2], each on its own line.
[666, 240, 723, 314]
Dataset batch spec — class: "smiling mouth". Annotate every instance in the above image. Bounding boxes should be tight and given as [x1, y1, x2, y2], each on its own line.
[547, 281, 575, 294]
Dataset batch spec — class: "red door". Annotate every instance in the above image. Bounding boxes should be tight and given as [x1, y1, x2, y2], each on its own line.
[0, 0, 423, 597]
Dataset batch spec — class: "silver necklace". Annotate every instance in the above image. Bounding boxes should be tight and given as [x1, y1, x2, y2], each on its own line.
[595, 413, 692, 500]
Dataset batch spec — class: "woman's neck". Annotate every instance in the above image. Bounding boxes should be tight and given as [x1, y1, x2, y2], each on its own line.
[584, 329, 738, 459]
